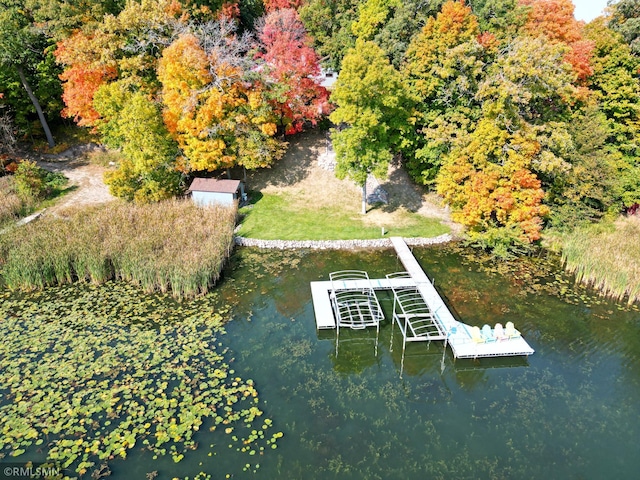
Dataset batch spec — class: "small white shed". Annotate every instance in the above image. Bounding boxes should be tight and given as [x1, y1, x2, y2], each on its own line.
[187, 178, 246, 207]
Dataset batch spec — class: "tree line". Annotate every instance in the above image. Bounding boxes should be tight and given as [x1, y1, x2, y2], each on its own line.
[2, 0, 640, 252]
[1, 0, 328, 201]
[321, 0, 640, 252]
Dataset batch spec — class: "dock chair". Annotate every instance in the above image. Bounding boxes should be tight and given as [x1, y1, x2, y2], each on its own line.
[481, 324, 497, 342]
[470, 326, 484, 343]
[504, 321, 521, 339]
[493, 323, 506, 341]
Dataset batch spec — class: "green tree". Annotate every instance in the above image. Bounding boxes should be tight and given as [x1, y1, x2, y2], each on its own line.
[402, 0, 485, 186]
[0, 1, 57, 146]
[547, 104, 624, 230]
[469, 0, 529, 42]
[299, 0, 362, 70]
[584, 18, 640, 206]
[94, 83, 182, 203]
[608, 0, 640, 55]
[352, 0, 444, 68]
[329, 38, 413, 214]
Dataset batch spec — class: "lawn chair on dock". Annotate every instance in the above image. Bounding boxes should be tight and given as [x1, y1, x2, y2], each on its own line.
[481, 324, 497, 343]
[505, 321, 521, 339]
[470, 326, 484, 344]
[494, 323, 506, 341]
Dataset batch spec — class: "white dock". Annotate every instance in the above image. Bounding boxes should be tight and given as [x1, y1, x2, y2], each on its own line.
[310, 237, 535, 359]
[389, 237, 534, 359]
[310, 278, 417, 329]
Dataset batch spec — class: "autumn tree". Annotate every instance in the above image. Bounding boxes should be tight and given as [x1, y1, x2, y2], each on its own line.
[24, 0, 127, 41]
[158, 29, 284, 173]
[329, 39, 413, 214]
[263, 0, 304, 12]
[402, 0, 486, 186]
[436, 120, 549, 252]
[53, 0, 186, 127]
[519, 0, 594, 82]
[257, 8, 329, 134]
[94, 83, 182, 203]
[436, 36, 577, 250]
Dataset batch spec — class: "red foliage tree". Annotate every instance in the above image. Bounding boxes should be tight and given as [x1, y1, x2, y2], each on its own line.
[263, 0, 305, 13]
[257, 8, 330, 134]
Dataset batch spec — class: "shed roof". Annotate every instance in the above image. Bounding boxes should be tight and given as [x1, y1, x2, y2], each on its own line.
[187, 178, 241, 194]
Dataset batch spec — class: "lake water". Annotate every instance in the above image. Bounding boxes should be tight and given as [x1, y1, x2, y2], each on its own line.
[2, 245, 640, 479]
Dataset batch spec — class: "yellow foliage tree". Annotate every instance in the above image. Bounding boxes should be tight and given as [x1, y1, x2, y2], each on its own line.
[437, 119, 549, 250]
[158, 33, 284, 173]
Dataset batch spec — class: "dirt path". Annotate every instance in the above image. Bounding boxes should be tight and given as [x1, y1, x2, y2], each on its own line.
[33, 145, 115, 214]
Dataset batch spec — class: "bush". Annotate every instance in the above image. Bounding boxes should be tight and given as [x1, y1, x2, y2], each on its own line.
[12, 160, 68, 202]
[13, 161, 48, 199]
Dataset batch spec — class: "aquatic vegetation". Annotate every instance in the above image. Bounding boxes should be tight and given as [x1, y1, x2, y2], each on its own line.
[0, 200, 236, 298]
[0, 283, 281, 477]
[561, 217, 640, 304]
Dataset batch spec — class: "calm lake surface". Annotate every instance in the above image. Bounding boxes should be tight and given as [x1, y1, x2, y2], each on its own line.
[3, 245, 640, 479]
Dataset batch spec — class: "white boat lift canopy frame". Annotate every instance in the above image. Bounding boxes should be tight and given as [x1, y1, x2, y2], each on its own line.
[330, 270, 384, 356]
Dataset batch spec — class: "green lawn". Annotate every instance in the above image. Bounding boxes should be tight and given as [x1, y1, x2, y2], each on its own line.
[237, 192, 449, 240]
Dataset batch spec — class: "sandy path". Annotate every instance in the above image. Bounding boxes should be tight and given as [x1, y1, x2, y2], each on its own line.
[34, 146, 115, 214]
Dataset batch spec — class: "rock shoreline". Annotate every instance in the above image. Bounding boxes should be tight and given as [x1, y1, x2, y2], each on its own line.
[233, 234, 454, 250]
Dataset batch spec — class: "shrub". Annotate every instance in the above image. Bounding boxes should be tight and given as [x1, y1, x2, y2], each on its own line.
[13, 161, 48, 199]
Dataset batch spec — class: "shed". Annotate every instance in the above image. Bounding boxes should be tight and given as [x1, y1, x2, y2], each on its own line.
[187, 178, 246, 207]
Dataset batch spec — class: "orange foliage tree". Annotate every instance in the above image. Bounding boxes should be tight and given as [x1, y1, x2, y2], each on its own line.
[520, 0, 594, 81]
[158, 33, 284, 172]
[263, 0, 305, 13]
[54, 31, 118, 127]
[437, 119, 549, 249]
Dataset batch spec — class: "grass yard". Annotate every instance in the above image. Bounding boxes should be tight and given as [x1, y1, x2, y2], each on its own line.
[238, 192, 449, 240]
[238, 129, 455, 241]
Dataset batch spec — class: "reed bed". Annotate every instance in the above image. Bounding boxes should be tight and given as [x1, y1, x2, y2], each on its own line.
[0, 177, 24, 226]
[562, 217, 640, 304]
[0, 199, 237, 298]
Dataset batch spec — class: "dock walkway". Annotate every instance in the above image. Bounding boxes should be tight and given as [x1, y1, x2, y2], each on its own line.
[310, 237, 534, 359]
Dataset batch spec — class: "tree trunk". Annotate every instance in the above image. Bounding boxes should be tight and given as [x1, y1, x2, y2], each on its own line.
[17, 65, 54, 148]
[361, 182, 367, 215]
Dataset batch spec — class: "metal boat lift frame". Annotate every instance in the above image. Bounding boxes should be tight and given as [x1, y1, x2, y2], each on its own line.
[329, 270, 384, 356]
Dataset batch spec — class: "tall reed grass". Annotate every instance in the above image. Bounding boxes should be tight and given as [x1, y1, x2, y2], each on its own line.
[0, 177, 24, 226]
[562, 217, 640, 304]
[0, 200, 237, 298]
